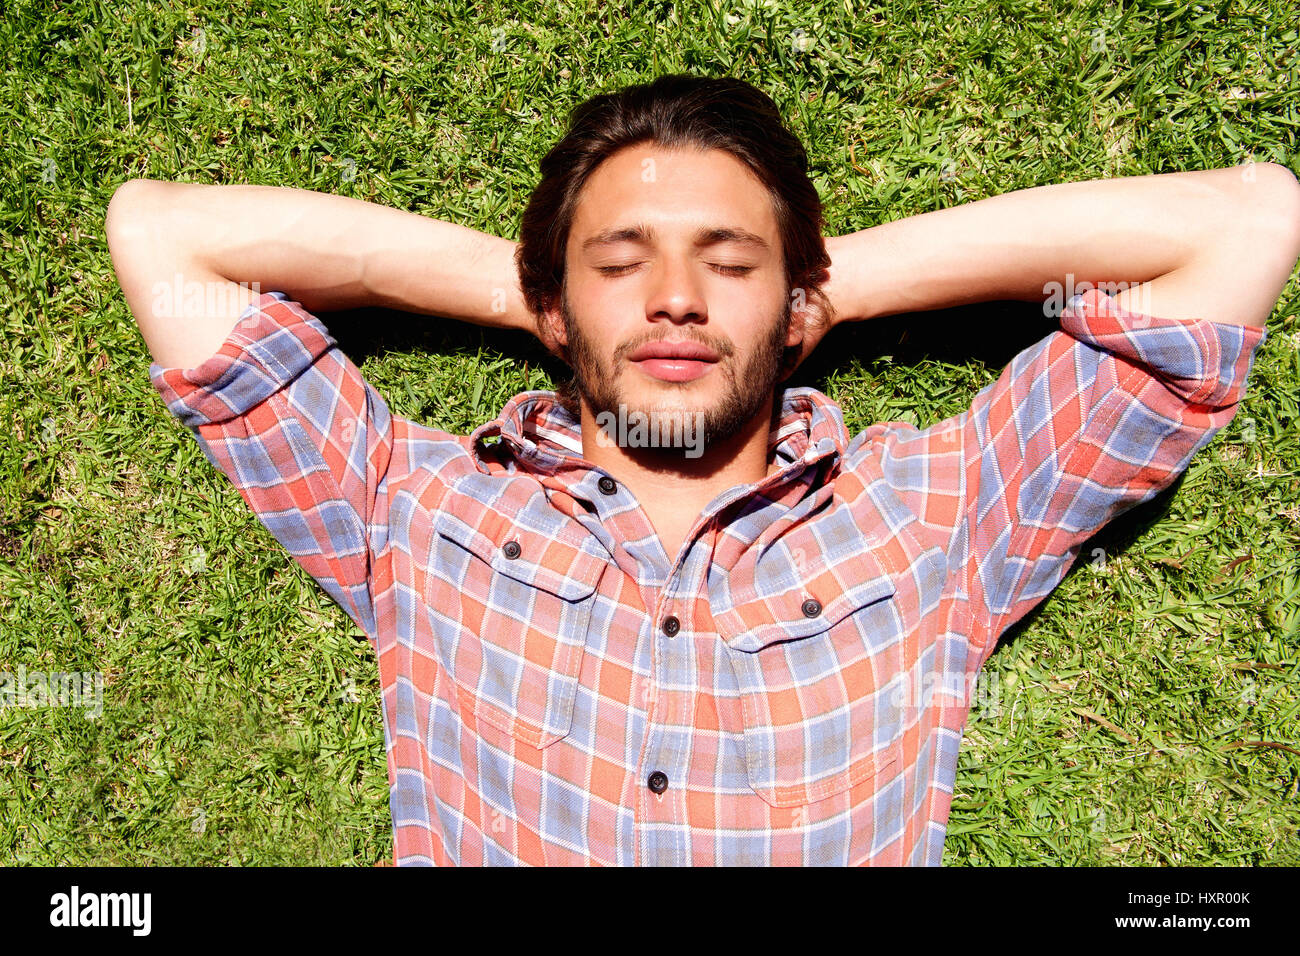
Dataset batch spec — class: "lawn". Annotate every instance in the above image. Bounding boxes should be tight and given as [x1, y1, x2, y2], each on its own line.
[1, 0, 1297, 865]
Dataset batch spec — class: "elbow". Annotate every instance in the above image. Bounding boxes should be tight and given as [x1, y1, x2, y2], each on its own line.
[106, 178, 154, 221]
[1249, 162, 1300, 254]
[105, 178, 160, 247]
[1256, 160, 1300, 197]
[105, 179, 146, 251]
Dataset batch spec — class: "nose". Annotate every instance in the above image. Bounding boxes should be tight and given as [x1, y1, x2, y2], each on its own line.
[644, 254, 706, 325]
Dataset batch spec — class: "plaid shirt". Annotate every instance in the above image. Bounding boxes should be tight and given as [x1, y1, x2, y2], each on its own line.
[149, 290, 1265, 865]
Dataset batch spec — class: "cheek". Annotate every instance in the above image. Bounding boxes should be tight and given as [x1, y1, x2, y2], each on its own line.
[567, 316, 618, 366]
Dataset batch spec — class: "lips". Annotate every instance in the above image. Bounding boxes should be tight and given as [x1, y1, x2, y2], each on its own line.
[627, 339, 720, 383]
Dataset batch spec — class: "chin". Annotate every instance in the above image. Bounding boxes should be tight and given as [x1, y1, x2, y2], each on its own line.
[631, 382, 715, 410]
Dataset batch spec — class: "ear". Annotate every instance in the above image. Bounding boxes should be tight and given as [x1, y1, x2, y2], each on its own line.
[786, 286, 809, 348]
[538, 302, 569, 359]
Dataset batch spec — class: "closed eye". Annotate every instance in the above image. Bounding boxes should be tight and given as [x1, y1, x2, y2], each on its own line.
[595, 263, 755, 277]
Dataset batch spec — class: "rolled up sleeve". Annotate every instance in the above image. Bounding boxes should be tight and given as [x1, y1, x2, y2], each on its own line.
[149, 291, 395, 638]
[957, 289, 1267, 662]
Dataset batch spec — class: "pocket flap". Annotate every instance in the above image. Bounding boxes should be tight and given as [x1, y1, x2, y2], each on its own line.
[433, 507, 606, 602]
[712, 544, 897, 652]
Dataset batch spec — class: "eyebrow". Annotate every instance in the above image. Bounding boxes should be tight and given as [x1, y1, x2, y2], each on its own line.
[580, 223, 770, 254]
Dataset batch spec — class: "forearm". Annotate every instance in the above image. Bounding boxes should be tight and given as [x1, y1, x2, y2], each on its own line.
[825, 163, 1300, 325]
[107, 179, 530, 331]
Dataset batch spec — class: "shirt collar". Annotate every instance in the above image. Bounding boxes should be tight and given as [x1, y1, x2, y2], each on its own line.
[468, 386, 851, 477]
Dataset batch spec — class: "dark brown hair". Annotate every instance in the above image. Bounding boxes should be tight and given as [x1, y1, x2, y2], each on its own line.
[515, 74, 832, 374]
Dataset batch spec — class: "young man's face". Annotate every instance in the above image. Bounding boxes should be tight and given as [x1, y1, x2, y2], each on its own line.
[546, 143, 800, 452]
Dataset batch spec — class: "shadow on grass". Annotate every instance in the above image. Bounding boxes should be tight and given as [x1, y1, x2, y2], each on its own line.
[318, 304, 566, 387]
[320, 296, 1066, 408]
[786, 298, 1065, 387]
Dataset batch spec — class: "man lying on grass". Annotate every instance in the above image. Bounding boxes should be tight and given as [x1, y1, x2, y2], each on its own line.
[105, 74, 1300, 865]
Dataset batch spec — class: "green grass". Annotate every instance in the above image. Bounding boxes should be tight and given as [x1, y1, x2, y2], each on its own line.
[1, 0, 1297, 865]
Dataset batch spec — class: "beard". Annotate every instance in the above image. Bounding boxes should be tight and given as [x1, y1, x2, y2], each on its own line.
[555, 290, 796, 461]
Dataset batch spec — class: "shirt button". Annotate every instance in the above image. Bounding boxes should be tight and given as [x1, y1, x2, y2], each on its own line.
[598, 476, 618, 495]
[661, 615, 680, 637]
[502, 540, 522, 560]
[647, 771, 668, 794]
[801, 598, 822, 618]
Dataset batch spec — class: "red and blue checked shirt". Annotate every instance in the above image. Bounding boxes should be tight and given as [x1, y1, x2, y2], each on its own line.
[149, 289, 1265, 865]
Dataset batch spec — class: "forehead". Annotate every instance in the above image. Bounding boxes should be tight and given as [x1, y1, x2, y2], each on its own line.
[568, 144, 778, 244]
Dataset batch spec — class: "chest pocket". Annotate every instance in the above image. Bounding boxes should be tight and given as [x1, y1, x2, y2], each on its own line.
[712, 534, 904, 808]
[427, 505, 608, 749]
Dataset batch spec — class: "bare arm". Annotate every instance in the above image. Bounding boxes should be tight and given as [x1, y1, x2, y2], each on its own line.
[105, 179, 530, 369]
[821, 162, 1300, 330]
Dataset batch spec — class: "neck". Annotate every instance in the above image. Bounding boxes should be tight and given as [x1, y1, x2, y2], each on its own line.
[577, 392, 783, 511]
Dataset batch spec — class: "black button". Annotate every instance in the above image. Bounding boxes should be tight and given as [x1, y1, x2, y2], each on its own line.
[502, 540, 522, 560]
[647, 771, 668, 794]
[661, 615, 680, 637]
[598, 476, 617, 495]
[801, 598, 822, 618]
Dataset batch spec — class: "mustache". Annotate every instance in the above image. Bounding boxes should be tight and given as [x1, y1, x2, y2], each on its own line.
[612, 331, 736, 365]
